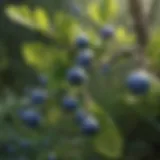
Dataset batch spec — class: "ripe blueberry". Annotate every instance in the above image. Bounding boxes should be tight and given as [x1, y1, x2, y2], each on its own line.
[62, 96, 78, 111]
[75, 35, 89, 48]
[19, 109, 41, 128]
[77, 49, 94, 67]
[100, 25, 114, 39]
[67, 67, 87, 85]
[31, 89, 48, 104]
[81, 116, 99, 135]
[126, 71, 150, 94]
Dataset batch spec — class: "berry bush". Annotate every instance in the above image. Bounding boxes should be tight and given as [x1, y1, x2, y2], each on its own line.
[1, 0, 160, 159]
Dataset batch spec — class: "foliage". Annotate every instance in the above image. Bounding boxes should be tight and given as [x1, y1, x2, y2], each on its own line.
[1, 0, 160, 160]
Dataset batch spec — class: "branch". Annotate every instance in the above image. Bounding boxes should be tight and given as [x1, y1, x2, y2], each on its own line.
[129, 0, 149, 48]
[128, 0, 149, 67]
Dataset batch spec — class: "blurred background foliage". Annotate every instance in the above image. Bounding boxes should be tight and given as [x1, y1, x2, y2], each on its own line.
[1, 0, 160, 160]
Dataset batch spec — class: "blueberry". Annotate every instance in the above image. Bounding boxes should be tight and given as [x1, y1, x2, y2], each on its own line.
[77, 49, 94, 67]
[100, 25, 114, 39]
[75, 35, 89, 48]
[81, 116, 99, 135]
[31, 89, 48, 104]
[62, 96, 78, 111]
[126, 71, 150, 94]
[19, 109, 41, 128]
[67, 67, 87, 85]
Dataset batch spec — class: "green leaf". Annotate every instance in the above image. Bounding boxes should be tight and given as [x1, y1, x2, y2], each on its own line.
[33, 7, 51, 34]
[87, 0, 119, 24]
[89, 102, 123, 159]
[87, 1, 103, 24]
[115, 27, 136, 45]
[5, 5, 35, 29]
[22, 42, 55, 71]
[53, 12, 78, 44]
[99, 0, 110, 22]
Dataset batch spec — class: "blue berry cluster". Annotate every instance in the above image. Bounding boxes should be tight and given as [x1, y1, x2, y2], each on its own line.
[63, 28, 151, 137]
[15, 75, 55, 159]
[1, 25, 151, 159]
[63, 35, 100, 135]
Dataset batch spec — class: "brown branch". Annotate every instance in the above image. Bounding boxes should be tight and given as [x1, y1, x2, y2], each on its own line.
[129, 0, 149, 47]
[128, 0, 149, 67]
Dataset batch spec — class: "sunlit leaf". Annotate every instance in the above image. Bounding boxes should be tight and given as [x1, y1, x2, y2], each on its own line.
[22, 42, 54, 71]
[53, 12, 78, 44]
[87, 2, 102, 24]
[33, 7, 51, 33]
[89, 102, 123, 159]
[5, 5, 35, 29]
[99, 0, 110, 22]
[115, 27, 136, 44]
[87, 0, 119, 25]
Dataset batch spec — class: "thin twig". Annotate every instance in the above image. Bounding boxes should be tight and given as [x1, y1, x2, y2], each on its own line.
[108, 46, 136, 65]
